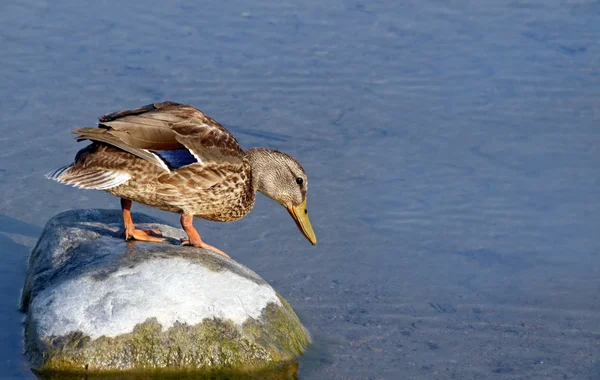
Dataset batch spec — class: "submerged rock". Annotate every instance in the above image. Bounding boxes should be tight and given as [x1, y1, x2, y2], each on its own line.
[20, 209, 310, 376]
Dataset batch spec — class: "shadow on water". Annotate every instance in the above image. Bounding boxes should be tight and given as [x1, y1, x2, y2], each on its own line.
[296, 335, 335, 379]
[0, 214, 43, 237]
[0, 221, 36, 379]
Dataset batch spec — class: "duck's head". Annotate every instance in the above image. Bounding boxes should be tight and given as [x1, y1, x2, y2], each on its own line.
[246, 147, 317, 245]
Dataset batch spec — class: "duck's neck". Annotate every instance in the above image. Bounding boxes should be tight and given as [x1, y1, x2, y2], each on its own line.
[245, 147, 274, 195]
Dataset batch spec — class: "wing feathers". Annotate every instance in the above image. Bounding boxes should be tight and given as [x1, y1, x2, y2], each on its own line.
[73, 128, 172, 168]
[99, 102, 160, 123]
[75, 102, 245, 170]
[153, 149, 198, 169]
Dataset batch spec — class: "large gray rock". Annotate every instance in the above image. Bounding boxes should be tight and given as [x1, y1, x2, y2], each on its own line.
[20, 209, 310, 378]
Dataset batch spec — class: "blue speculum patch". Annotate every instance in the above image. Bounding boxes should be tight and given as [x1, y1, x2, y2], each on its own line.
[153, 149, 197, 169]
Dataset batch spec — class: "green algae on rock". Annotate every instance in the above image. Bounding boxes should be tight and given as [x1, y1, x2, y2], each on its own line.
[33, 360, 300, 380]
[21, 210, 310, 374]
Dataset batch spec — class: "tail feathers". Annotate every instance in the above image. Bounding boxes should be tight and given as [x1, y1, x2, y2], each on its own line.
[45, 164, 73, 182]
[46, 164, 131, 190]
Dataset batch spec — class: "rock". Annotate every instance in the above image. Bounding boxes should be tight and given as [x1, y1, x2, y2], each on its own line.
[20, 209, 310, 377]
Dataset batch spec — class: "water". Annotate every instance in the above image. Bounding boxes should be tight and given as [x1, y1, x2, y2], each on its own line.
[1, 0, 599, 379]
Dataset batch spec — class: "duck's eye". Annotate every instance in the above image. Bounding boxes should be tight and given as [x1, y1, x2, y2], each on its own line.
[296, 177, 304, 185]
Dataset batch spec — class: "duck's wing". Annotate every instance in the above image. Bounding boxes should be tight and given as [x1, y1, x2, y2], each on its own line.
[73, 101, 245, 172]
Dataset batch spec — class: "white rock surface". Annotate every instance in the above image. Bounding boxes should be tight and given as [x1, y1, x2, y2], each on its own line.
[31, 256, 280, 339]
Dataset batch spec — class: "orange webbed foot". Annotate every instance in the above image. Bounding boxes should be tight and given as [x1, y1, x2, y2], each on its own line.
[181, 238, 230, 258]
[179, 214, 230, 258]
[125, 228, 165, 243]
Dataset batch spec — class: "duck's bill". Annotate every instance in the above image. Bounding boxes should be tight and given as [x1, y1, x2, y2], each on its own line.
[287, 200, 317, 245]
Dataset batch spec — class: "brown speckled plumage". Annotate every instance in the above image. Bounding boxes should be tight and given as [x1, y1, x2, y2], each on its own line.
[75, 144, 255, 221]
[47, 101, 317, 256]
[64, 101, 255, 222]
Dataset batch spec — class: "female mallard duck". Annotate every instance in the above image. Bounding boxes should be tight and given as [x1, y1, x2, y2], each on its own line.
[46, 101, 317, 258]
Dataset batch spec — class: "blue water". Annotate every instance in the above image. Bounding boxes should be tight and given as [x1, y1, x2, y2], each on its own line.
[1, 1, 599, 379]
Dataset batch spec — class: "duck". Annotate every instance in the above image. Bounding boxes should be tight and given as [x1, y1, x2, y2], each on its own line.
[46, 101, 317, 258]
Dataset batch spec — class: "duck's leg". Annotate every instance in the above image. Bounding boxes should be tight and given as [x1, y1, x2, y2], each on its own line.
[121, 198, 164, 243]
[180, 214, 230, 258]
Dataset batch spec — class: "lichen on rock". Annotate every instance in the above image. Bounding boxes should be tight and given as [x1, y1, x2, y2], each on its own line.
[21, 209, 310, 375]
